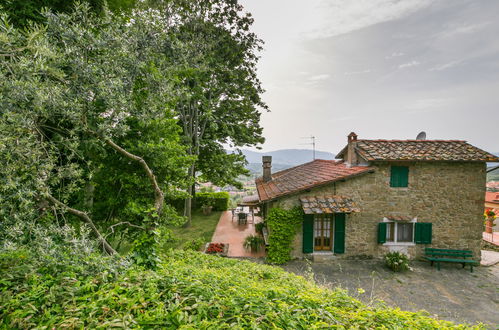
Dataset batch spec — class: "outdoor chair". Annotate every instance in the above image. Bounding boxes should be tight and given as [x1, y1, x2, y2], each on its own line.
[238, 212, 247, 225]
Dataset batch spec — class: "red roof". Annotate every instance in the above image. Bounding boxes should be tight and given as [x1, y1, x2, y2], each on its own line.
[485, 192, 499, 204]
[336, 140, 499, 162]
[256, 160, 373, 202]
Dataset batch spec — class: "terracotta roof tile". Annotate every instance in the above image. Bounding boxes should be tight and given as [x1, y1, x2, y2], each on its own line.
[256, 159, 373, 202]
[485, 192, 499, 204]
[300, 195, 360, 214]
[337, 140, 499, 162]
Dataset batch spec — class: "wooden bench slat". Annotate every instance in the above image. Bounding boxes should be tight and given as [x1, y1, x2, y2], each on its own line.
[425, 248, 472, 253]
[425, 257, 477, 263]
[426, 252, 472, 257]
[423, 248, 477, 272]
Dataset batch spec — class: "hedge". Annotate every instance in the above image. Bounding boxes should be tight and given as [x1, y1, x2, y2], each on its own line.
[194, 192, 229, 211]
[0, 250, 479, 328]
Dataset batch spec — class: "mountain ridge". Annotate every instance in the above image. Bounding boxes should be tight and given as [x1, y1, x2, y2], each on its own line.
[241, 148, 335, 166]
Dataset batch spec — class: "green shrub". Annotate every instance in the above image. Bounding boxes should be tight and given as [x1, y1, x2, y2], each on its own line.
[243, 234, 265, 252]
[255, 221, 265, 234]
[183, 238, 205, 251]
[195, 192, 229, 211]
[266, 207, 303, 264]
[385, 251, 410, 272]
[0, 250, 476, 328]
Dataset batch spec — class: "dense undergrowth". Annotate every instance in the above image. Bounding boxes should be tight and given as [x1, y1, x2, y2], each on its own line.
[0, 246, 479, 329]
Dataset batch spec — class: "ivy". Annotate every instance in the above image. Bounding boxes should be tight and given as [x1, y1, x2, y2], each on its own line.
[266, 207, 303, 264]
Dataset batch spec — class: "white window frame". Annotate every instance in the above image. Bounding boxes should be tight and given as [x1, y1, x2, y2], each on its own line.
[382, 217, 417, 246]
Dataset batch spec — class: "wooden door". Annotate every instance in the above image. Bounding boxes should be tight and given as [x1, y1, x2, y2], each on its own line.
[314, 214, 333, 251]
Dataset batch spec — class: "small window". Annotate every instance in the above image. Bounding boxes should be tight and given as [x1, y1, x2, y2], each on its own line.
[390, 166, 409, 187]
[386, 222, 414, 243]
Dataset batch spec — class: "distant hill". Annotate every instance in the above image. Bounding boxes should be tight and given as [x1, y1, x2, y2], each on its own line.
[241, 149, 335, 166]
[240, 149, 335, 176]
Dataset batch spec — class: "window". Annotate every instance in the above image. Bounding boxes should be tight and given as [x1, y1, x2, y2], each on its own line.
[390, 166, 409, 187]
[379, 222, 432, 244]
[382, 222, 414, 243]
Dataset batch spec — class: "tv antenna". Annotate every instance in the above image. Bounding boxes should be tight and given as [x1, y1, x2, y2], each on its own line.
[300, 136, 316, 160]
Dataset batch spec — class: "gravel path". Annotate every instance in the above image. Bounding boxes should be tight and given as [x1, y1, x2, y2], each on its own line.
[281, 257, 499, 328]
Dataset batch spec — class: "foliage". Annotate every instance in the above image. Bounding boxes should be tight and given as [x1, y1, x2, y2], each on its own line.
[385, 252, 410, 272]
[0, 249, 478, 328]
[0, 0, 137, 27]
[161, 210, 221, 251]
[194, 192, 229, 211]
[0, 222, 129, 282]
[0, 4, 193, 255]
[255, 221, 265, 234]
[243, 234, 264, 252]
[266, 207, 303, 264]
[484, 208, 496, 219]
[183, 238, 205, 251]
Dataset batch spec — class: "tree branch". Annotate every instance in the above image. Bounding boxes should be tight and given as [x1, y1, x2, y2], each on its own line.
[46, 194, 117, 255]
[92, 132, 164, 215]
[105, 221, 146, 240]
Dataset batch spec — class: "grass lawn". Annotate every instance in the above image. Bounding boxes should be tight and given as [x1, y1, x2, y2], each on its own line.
[164, 209, 222, 250]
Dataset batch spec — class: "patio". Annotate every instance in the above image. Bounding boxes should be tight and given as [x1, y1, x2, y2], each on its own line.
[211, 210, 266, 258]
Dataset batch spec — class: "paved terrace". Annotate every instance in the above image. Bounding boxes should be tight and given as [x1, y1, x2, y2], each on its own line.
[211, 211, 266, 258]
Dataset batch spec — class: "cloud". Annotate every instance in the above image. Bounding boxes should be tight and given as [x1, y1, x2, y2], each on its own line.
[405, 98, 452, 112]
[344, 69, 371, 76]
[438, 22, 491, 38]
[429, 60, 463, 71]
[385, 52, 405, 59]
[398, 60, 420, 69]
[309, 0, 433, 38]
[307, 74, 331, 81]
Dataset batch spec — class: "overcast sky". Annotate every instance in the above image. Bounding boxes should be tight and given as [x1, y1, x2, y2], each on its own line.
[239, 0, 499, 155]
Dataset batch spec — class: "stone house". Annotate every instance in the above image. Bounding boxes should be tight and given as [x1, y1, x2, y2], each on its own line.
[256, 133, 499, 260]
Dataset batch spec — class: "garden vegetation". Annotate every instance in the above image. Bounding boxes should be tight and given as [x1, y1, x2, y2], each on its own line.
[0, 230, 478, 328]
[0, 1, 480, 328]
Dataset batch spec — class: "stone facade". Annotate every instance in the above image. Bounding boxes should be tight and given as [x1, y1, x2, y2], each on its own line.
[267, 161, 486, 260]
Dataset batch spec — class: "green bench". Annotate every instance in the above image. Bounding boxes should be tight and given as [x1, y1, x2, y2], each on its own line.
[424, 248, 478, 273]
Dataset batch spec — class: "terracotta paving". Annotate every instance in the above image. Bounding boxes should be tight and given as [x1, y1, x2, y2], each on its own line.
[211, 211, 266, 258]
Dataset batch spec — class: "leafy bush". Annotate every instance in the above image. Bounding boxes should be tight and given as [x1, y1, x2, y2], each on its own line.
[255, 221, 265, 234]
[243, 234, 265, 252]
[183, 238, 205, 251]
[385, 251, 410, 272]
[266, 207, 303, 264]
[195, 192, 229, 211]
[0, 250, 475, 328]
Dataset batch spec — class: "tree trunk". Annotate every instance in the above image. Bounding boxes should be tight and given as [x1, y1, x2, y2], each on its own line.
[183, 164, 195, 227]
[46, 194, 117, 255]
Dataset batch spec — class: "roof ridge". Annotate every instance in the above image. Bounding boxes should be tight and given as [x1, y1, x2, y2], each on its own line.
[358, 139, 467, 142]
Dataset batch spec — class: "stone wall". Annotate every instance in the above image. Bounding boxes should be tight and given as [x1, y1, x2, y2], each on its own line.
[270, 161, 486, 260]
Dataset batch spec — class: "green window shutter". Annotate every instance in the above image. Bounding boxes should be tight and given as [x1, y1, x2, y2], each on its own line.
[415, 223, 432, 244]
[390, 166, 409, 187]
[302, 214, 314, 253]
[334, 213, 345, 254]
[378, 222, 387, 244]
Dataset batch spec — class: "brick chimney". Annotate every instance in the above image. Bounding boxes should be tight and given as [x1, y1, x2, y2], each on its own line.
[262, 156, 272, 182]
[347, 132, 358, 167]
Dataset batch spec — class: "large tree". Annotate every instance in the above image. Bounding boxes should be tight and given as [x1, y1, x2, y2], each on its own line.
[146, 0, 267, 224]
[0, 5, 191, 259]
